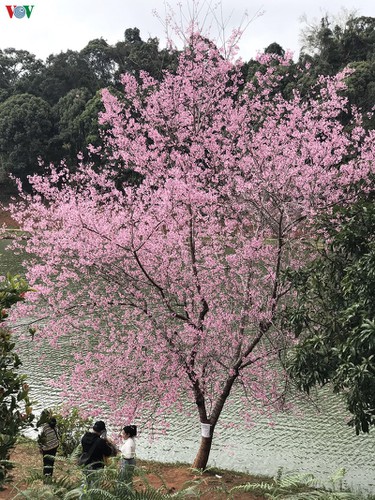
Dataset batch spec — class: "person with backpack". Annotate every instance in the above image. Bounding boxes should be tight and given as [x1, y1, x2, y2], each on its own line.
[38, 416, 60, 476]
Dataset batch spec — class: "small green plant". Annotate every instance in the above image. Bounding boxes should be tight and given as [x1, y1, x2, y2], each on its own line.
[228, 467, 356, 500]
[15, 458, 202, 499]
[13, 465, 81, 499]
[189, 465, 219, 476]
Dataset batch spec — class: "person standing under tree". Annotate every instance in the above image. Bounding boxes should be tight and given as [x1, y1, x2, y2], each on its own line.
[38, 417, 60, 477]
[79, 419, 115, 494]
[80, 420, 114, 470]
[119, 425, 137, 484]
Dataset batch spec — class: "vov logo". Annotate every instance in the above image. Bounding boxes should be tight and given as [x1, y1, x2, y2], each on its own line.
[6, 5, 34, 18]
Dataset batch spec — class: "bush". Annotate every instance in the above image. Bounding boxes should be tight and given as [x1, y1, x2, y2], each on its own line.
[0, 274, 34, 486]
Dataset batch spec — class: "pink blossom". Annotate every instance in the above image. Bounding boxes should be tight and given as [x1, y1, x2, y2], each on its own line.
[7, 33, 374, 466]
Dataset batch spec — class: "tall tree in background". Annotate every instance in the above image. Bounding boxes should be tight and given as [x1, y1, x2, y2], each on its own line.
[8, 34, 374, 468]
[36, 50, 99, 105]
[299, 14, 375, 128]
[52, 87, 93, 164]
[0, 48, 44, 103]
[300, 14, 375, 68]
[113, 27, 178, 82]
[0, 93, 53, 186]
[80, 38, 116, 87]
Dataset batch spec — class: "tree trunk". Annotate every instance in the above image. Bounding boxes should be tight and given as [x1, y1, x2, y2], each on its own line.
[190, 370, 239, 469]
[192, 435, 213, 470]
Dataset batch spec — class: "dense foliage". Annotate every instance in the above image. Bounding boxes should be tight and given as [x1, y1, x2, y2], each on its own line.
[0, 93, 53, 184]
[0, 30, 179, 188]
[285, 196, 375, 433]
[0, 274, 33, 485]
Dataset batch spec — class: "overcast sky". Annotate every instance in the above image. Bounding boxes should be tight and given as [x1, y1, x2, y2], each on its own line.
[1, 0, 374, 61]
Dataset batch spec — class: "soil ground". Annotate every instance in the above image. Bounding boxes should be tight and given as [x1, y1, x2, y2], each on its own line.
[0, 440, 270, 499]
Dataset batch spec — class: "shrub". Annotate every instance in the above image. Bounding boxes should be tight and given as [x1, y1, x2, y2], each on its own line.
[0, 273, 34, 486]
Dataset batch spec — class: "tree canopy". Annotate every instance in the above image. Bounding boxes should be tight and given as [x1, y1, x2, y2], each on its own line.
[0, 93, 53, 185]
[0, 17, 374, 192]
[8, 33, 374, 469]
[299, 14, 375, 127]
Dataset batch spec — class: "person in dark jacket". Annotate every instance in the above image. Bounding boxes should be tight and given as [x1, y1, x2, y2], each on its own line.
[80, 420, 113, 470]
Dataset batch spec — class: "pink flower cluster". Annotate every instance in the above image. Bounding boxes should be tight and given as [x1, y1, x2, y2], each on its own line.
[8, 34, 374, 435]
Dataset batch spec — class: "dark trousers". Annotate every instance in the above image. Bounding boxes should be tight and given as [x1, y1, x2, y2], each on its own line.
[42, 447, 58, 476]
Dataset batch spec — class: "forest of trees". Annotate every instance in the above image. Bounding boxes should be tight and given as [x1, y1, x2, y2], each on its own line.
[0, 27, 179, 191]
[0, 16, 374, 192]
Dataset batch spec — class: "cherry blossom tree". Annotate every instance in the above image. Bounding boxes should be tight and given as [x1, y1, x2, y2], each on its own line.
[8, 34, 374, 468]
